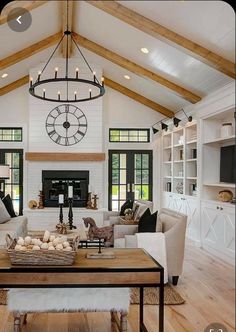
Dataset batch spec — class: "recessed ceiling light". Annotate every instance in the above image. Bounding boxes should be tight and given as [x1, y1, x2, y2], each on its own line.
[124, 75, 130, 80]
[141, 47, 149, 54]
[1, 73, 8, 78]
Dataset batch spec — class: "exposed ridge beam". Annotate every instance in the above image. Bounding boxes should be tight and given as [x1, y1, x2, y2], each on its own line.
[0, 32, 62, 71]
[0, 75, 29, 96]
[104, 77, 174, 117]
[73, 32, 201, 104]
[61, 0, 74, 58]
[0, 1, 48, 25]
[87, 1, 235, 79]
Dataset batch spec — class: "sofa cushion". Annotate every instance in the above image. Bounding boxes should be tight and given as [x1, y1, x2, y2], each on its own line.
[138, 209, 158, 233]
[0, 199, 11, 224]
[0, 216, 28, 247]
[159, 213, 177, 232]
[156, 215, 163, 232]
[2, 195, 17, 218]
[119, 199, 133, 216]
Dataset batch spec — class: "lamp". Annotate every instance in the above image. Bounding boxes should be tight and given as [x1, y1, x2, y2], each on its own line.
[0, 164, 10, 198]
[152, 127, 159, 134]
[173, 117, 181, 127]
[29, 1, 105, 103]
[182, 109, 193, 122]
[161, 122, 168, 131]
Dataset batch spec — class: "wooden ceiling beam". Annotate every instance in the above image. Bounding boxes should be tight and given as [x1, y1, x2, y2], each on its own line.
[0, 1, 48, 25]
[0, 32, 62, 71]
[86, 1, 235, 79]
[0, 75, 29, 96]
[104, 77, 174, 117]
[72, 33, 201, 104]
[61, 0, 74, 58]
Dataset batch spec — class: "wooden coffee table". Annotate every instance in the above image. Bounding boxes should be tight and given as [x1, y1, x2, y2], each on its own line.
[0, 248, 164, 332]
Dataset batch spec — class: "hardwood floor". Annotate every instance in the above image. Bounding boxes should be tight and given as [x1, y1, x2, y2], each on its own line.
[0, 240, 235, 332]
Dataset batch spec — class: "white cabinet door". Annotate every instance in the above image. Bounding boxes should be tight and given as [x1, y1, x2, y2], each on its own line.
[201, 201, 235, 261]
[184, 197, 200, 242]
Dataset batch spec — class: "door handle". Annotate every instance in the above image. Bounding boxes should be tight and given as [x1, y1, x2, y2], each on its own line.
[127, 183, 131, 192]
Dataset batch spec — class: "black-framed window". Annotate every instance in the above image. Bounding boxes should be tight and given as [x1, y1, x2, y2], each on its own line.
[0, 149, 23, 215]
[109, 129, 150, 143]
[0, 128, 22, 142]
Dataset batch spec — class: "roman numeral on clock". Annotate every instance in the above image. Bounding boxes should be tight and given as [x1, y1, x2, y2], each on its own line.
[55, 135, 61, 144]
[48, 130, 56, 137]
[77, 129, 85, 137]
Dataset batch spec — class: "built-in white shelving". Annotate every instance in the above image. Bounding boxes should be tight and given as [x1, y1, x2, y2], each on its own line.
[204, 135, 235, 145]
[203, 182, 235, 188]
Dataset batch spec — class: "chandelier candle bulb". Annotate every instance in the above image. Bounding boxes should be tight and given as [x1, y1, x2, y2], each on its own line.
[93, 71, 96, 82]
[89, 89, 92, 98]
[101, 77, 104, 86]
[75, 68, 79, 79]
[43, 89, 46, 98]
[30, 77, 33, 87]
[74, 91, 77, 100]
[55, 67, 58, 79]
[37, 71, 41, 81]
[59, 194, 64, 204]
[58, 91, 60, 100]
[68, 186, 73, 198]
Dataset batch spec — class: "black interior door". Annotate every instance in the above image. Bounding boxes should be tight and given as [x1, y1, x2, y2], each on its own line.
[108, 150, 152, 211]
[0, 149, 23, 215]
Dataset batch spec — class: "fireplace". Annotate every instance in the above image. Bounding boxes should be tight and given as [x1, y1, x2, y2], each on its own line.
[42, 170, 89, 207]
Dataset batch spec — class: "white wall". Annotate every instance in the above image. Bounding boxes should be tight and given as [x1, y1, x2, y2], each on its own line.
[0, 71, 163, 211]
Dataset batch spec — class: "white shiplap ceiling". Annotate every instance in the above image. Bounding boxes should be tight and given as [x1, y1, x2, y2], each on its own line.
[0, 0, 235, 114]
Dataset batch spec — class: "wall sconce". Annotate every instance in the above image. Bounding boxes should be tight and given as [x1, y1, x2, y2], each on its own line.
[152, 127, 159, 134]
[173, 117, 181, 127]
[161, 122, 168, 131]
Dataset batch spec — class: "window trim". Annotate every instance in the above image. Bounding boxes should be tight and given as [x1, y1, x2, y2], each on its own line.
[0, 127, 23, 142]
[109, 128, 150, 143]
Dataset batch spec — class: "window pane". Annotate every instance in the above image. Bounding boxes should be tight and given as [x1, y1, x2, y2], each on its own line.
[134, 185, 141, 199]
[142, 170, 149, 184]
[135, 154, 142, 169]
[112, 201, 119, 211]
[112, 185, 119, 199]
[142, 154, 149, 168]
[12, 185, 20, 199]
[0, 128, 22, 141]
[13, 153, 20, 167]
[109, 129, 149, 143]
[120, 170, 126, 184]
[112, 169, 119, 184]
[141, 185, 149, 200]
[112, 154, 119, 168]
[13, 169, 20, 183]
[120, 185, 126, 199]
[135, 170, 142, 184]
[120, 154, 126, 168]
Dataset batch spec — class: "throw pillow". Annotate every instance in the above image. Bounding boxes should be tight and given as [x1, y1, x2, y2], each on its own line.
[138, 209, 158, 233]
[0, 199, 11, 224]
[2, 194, 17, 218]
[119, 199, 133, 216]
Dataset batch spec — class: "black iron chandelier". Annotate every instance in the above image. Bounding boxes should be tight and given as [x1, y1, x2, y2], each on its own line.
[29, 3, 105, 103]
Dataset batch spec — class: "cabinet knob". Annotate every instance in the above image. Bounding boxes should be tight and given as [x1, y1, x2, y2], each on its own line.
[220, 207, 223, 210]
[216, 206, 219, 209]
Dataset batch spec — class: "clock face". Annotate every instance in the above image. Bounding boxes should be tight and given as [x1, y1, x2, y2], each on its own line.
[45, 104, 88, 146]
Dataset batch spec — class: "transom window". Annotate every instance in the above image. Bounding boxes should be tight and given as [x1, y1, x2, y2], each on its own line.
[0, 128, 22, 142]
[109, 129, 150, 143]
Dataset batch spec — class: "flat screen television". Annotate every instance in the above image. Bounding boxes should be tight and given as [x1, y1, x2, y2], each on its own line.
[220, 145, 236, 183]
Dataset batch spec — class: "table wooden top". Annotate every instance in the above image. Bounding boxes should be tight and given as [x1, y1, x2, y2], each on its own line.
[0, 248, 162, 272]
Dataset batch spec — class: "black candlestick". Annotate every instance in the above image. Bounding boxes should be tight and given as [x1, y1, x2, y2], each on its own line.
[59, 203, 63, 223]
[68, 198, 76, 230]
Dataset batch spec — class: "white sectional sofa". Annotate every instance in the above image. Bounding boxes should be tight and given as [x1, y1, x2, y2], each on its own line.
[0, 216, 28, 247]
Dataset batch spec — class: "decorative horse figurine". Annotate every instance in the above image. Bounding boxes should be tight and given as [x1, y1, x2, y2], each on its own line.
[83, 217, 113, 245]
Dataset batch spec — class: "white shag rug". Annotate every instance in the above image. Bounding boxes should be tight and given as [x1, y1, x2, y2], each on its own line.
[8, 288, 130, 313]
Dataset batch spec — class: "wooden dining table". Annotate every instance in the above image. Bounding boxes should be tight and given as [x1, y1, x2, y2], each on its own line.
[0, 248, 164, 332]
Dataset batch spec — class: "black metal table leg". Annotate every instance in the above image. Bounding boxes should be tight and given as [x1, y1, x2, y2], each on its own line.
[159, 270, 164, 332]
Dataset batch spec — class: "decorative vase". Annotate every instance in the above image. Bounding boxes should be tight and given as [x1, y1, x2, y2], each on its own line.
[221, 123, 232, 138]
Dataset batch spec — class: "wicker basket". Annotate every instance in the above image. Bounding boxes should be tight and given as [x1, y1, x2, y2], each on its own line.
[6, 234, 79, 266]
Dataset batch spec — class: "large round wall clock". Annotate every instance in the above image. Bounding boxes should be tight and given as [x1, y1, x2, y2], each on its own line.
[45, 104, 88, 146]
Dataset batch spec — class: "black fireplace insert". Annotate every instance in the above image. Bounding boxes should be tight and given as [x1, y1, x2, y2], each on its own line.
[42, 170, 89, 207]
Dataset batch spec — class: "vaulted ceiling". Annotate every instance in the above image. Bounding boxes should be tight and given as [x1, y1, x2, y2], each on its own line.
[0, 0, 235, 117]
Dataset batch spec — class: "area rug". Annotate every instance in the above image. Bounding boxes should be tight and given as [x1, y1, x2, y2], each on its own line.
[0, 284, 185, 306]
[130, 284, 185, 305]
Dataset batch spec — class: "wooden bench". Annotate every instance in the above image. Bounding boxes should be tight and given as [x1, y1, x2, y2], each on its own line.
[8, 288, 130, 332]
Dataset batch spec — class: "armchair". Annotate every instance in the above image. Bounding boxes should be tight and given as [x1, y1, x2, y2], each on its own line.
[113, 208, 187, 285]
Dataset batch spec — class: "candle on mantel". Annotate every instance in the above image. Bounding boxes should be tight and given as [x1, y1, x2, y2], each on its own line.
[68, 186, 73, 198]
[59, 194, 64, 204]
